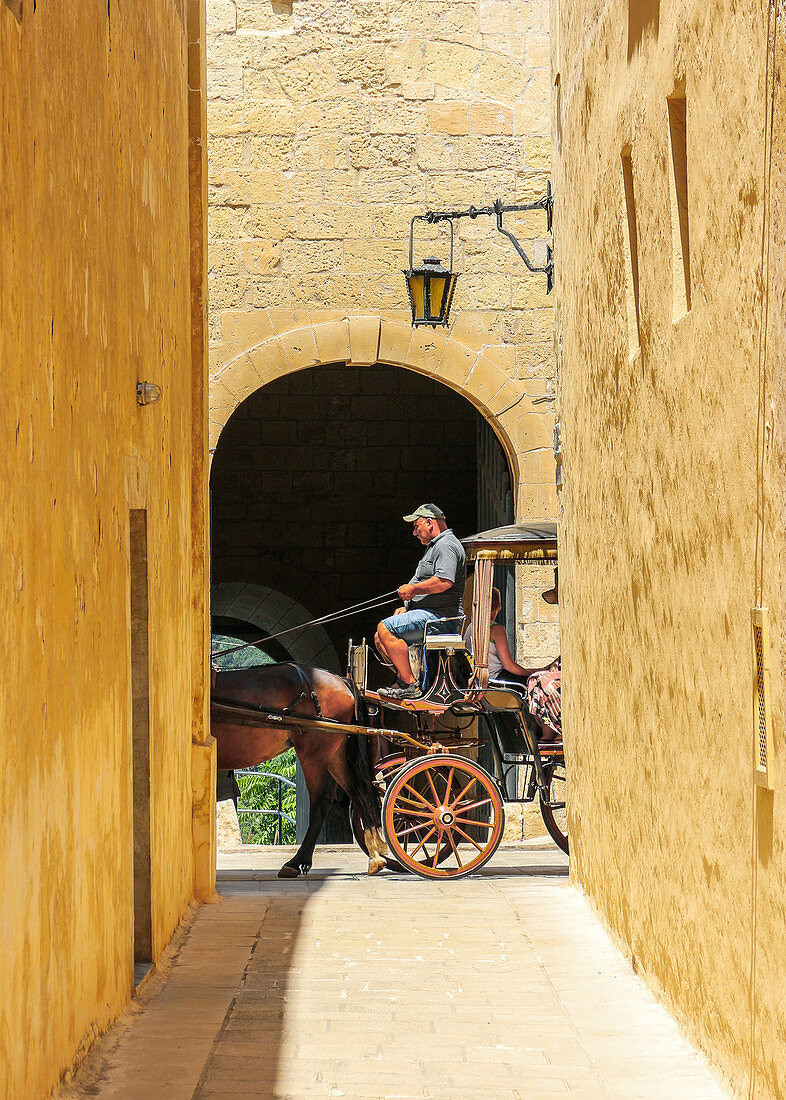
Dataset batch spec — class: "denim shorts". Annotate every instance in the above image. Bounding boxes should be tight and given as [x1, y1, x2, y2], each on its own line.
[380, 608, 439, 643]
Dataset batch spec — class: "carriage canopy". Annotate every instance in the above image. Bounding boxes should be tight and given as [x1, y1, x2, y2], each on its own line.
[461, 521, 557, 693]
[461, 521, 557, 562]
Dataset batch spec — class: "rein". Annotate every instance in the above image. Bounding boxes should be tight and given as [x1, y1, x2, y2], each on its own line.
[210, 590, 399, 661]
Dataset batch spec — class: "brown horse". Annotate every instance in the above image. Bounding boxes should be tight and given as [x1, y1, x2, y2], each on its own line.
[211, 662, 388, 877]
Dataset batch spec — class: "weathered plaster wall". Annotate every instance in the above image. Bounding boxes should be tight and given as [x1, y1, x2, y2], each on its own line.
[0, 2, 209, 1096]
[205, 0, 557, 505]
[553, 0, 786, 1093]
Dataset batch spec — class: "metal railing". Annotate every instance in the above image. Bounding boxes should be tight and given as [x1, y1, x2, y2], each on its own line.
[235, 769, 296, 845]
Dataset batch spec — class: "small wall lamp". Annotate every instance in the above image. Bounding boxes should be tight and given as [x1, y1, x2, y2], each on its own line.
[404, 183, 554, 329]
[136, 381, 162, 406]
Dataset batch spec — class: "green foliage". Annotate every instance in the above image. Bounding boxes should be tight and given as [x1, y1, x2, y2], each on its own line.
[211, 633, 276, 671]
[237, 750, 297, 845]
[211, 633, 296, 844]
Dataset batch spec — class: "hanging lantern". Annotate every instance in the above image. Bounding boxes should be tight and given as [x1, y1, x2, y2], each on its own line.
[402, 189, 554, 326]
[404, 217, 459, 328]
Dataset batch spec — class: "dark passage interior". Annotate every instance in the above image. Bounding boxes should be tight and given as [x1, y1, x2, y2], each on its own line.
[210, 363, 513, 670]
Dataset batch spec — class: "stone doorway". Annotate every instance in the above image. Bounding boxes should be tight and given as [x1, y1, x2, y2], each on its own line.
[210, 362, 513, 668]
[210, 361, 513, 843]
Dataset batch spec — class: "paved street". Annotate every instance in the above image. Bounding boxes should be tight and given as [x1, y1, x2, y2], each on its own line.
[69, 844, 727, 1100]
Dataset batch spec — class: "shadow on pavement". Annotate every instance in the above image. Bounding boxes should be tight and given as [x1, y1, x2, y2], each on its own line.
[191, 882, 325, 1100]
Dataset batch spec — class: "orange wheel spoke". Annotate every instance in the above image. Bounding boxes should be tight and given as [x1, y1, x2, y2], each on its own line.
[445, 828, 464, 868]
[453, 824, 485, 853]
[401, 782, 434, 810]
[454, 797, 493, 814]
[444, 767, 455, 805]
[425, 769, 441, 804]
[395, 819, 433, 839]
[409, 826, 437, 858]
[452, 816, 495, 829]
[449, 775, 477, 809]
[396, 794, 433, 812]
[393, 814, 430, 834]
[395, 807, 434, 819]
[431, 830, 443, 868]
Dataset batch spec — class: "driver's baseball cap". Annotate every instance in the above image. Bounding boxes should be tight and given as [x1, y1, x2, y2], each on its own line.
[403, 503, 446, 522]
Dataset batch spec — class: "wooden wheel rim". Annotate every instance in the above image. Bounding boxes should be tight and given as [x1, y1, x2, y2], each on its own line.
[382, 755, 505, 879]
[539, 762, 568, 856]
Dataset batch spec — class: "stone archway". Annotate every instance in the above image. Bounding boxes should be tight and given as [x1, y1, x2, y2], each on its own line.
[211, 582, 341, 672]
[209, 314, 556, 521]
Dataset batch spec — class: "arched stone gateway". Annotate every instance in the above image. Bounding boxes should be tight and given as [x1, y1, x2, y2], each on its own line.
[209, 314, 556, 520]
[211, 581, 341, 672]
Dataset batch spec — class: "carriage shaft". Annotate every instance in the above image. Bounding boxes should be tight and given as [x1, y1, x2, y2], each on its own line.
[211, 698, 429, 752]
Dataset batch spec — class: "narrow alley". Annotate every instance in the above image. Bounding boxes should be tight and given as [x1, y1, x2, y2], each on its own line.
[67, 844, 726, 1100]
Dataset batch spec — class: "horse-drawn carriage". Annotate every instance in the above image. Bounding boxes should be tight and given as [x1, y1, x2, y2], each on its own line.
[211, 522, 565, 880]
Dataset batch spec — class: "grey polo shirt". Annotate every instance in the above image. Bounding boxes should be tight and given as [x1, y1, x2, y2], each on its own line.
[406, 528, 466, 618]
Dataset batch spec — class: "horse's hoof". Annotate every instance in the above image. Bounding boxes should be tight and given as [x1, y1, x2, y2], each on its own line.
[368, 856, 385, 876]
[278, 865, 300, 878]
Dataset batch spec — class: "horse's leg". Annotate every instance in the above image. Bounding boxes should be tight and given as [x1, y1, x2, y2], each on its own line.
[277, 749, 337, 878]
[327, 743, 390, 876]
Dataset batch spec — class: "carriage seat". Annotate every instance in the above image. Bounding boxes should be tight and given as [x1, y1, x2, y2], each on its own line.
[483, 685, 529, 711]
[483, 684, 561, 760]
[424, 632, 465, 651]
[409, 616, 470, 701]
[422, 617, 466, 649]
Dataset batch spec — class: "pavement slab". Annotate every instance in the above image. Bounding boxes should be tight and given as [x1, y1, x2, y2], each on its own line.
[67, 843, 728, 1100]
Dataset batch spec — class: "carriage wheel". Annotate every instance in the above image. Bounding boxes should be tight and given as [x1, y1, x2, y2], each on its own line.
[382, 755, 505, 879]
[539, 761, 569, 855]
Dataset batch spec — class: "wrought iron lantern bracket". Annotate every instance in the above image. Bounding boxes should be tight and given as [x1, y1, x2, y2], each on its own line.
[421, 182, 554, 293]
[404, 184, 553, 327]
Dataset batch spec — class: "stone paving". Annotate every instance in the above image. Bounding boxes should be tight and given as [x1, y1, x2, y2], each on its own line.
[71, 843, 728, 1100]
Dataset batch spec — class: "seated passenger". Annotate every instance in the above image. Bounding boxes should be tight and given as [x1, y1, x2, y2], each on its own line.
[467, 575, 561, 741]
[526, 658, 561, 741]
[524, 571, 560, 741]
[465, 587, 532, 681]
[375, 503, 466, 701]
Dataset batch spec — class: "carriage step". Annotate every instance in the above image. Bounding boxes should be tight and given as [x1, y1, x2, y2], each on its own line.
[500, 741, 562, 763]
[365, 690, 450, 713]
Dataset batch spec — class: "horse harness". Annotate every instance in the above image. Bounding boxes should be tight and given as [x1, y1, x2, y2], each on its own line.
[287, 663, 324, 719]
[211, 662, 324, 724]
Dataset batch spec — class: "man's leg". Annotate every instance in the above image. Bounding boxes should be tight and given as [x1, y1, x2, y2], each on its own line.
[375, 622, 415, 685]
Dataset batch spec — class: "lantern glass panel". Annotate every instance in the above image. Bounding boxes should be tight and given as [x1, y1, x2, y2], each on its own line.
[408, 272, 425, 322]
[428, 273, 447, 320]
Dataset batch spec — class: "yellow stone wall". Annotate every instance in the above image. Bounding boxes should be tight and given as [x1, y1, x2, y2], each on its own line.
[205, 0, 559, 655]
[0, 3, 211, 1097]
[553, 0, 786, 1093]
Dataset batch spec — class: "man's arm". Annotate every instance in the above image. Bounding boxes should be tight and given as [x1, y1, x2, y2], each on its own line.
[398, 576, 452, 602]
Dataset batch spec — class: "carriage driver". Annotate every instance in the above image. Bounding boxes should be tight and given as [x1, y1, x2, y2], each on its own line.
[375, 503, 466, 701]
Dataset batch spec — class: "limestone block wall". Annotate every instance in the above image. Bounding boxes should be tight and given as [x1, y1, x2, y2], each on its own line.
[205, 0, 555, 453]
[553, 0, 786, 1094]
[1, 3, 208, 1097]
[205, 0, 558, 656]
